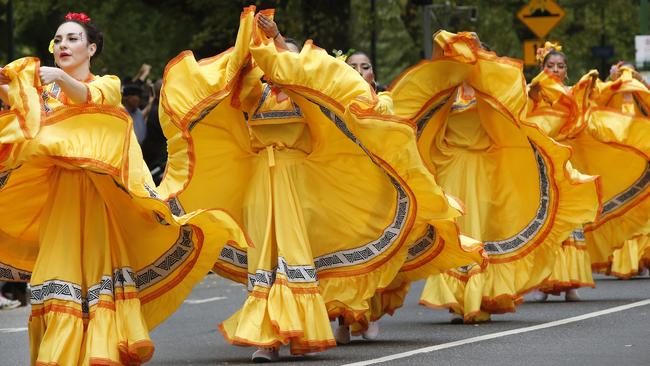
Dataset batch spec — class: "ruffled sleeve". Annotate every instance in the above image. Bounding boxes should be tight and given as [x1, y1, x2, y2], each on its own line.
[0, 57, 42, 169]
[156, 6, 257, 202]
[159, 6, 256, 132]
[86, 75, 121, 106]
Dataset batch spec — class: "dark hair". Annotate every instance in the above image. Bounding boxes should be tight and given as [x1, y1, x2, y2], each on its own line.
[62, 18, 104, 61]
[479, 41, 492, 52]
[283, 37, 301, 51]
[542, 50, 567, 69]
[348, 50, 371, 63]
[346, 50, 380, 91]
[122, 84, 143, 97]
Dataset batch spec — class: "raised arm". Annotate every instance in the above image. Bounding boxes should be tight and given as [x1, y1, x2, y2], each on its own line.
[39, 66, 92, 104]
[257, 14, 289, 51]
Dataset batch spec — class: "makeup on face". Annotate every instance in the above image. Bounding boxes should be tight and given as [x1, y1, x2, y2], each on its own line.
[346, 54, 375, 86]
[53, 22, 93, 71]
[543, 54, 567, 80]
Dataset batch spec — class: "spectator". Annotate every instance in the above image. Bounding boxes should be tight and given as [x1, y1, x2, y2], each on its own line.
[123, 83, 147, 144]
[141, 79, 167, 184]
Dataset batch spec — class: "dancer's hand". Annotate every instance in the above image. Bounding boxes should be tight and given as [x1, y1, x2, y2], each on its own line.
[39, 66, 65, 85]
[258, 14, 279, 39]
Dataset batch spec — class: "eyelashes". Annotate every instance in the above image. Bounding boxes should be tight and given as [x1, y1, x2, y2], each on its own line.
[52, 33, 84, 45]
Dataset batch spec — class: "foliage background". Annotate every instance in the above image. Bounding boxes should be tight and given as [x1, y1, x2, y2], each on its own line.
[0, 0, 642, 85]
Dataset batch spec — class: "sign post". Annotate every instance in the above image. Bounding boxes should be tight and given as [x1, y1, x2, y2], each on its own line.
[523, 39, 546, 66]
[517, 0, 565, 66]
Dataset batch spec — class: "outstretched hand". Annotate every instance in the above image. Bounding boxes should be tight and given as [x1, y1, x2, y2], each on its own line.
[258, 14, 279, 39]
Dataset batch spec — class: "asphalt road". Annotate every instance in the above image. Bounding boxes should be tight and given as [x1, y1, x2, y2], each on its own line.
[1, 274, 649, 365]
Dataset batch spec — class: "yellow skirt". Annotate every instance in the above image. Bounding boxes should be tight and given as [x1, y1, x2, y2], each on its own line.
[159, 9, 484, 351]
[601, 235, 650, 279]
[526, 71, 650, 280]
[0, 57, 247, 365]
[390, 31, 600, 322]
[569, 109, 650, 271]
[540, 228, 595, 294]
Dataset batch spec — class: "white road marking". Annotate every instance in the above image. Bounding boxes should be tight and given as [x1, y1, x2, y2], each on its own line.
[0, 327, 27, 334]
[342, 299, 650, 366]
[183, 296, 227, 305]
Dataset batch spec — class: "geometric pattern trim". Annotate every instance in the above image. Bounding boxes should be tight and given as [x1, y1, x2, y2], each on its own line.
[28, 225, 194, 315]
[417, 94, 553, 256]
[482, 143, 551, 254]
[415, 97, 451, 138]
[30, 279, 83, 306]
[142, 183, 171, 225]
[167, 196, 186, 216]
[143, 182, 160, 199]
[456, 263, 478, 273]
[313, 180, 408, 270]
[0, 261, 32, 281]
[188, 101, 221, 132]
[218, 244, 248, 268]
[30, 267, 137, 316]
[248, 256, 318, 290]
[42, 83, 61, 114]
[406, 225, 437, 261]
[135, 225, 194, 290]
[218, 102, 413, 277]
[600, 161, 650, 217]
[314, 105, 411, 270]
[571, 227, 585, 241]
[250, 85, 303, 121]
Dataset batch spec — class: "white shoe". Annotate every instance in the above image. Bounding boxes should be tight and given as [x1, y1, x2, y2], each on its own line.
[530, 290, 548, 302]
[564, 289, 581, 302]
[251, 347, 279, 363]
[361, 321, 379, 340]
[639, 267, 649, 277]
[334, 324, 351, 344]
[0, 295, 20, 310]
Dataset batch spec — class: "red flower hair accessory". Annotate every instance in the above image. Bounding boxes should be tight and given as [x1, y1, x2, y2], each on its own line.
[65, 12, 91, 24]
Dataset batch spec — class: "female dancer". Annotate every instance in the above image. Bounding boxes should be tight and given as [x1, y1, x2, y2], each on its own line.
[0, 13, 247, 365]
[158, 7, 483, 361]
[334, 49, 485, 341]
[592, 62, 650, 279]
[526, 43, 597, 301]
[390, 31, 600, 323]
[526, 47, 650, 282]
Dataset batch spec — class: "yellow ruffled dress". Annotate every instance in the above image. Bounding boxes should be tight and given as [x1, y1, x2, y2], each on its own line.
[526, 70, 600, 293]
[591, 67, 650, 278]
[158, 7, 484, 352]
[0, 58, 247, 365]
[391, 31, 600, 322]
[350, 91, 486, 335]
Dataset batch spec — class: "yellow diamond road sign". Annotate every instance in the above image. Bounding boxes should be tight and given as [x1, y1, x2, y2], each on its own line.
[517, 0, 566, 39]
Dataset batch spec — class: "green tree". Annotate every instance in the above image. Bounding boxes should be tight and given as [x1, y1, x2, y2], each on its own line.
[1, 0, 640, 85]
